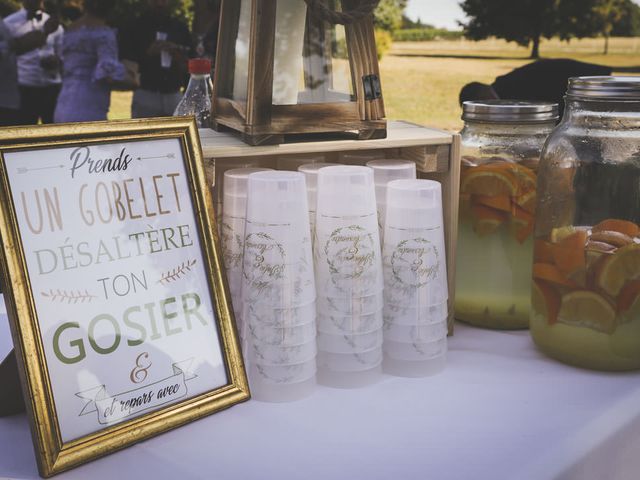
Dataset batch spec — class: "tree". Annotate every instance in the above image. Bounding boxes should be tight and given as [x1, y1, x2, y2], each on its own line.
[611, 0, 640, 36]
[460, 0, 599, 59]
[373, 0, 407, 32]
[593, 0, 628, 53]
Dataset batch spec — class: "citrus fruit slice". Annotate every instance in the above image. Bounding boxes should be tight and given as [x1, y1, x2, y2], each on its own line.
[596, 244, 640, 297]
[532, 280, 561, 324]
[471, 205, 506, 236]
[550, 226, 589, 244]
[461, 167, 517, 196]
[590, 230, 634, 248]
[557, 290, 617, 334]
[473, 194, 512, 213]
[618, 279, 640, 314]
[593, 219, 640, 238]
[533, 263, 577, 288]
[510, 205, 534, 243]
[552, 230, 587, 279]
[510, 164, 537, 193]
[534, 239, 556, 263]
[515, 190, 536, 214]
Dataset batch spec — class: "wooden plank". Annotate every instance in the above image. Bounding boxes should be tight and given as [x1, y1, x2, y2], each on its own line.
[419, 133, 461, 335]
[213, 0, 241, 101]
[246, 0, 276, 126]
[200, 121, 453, 158]
[401, 144, 450, 173]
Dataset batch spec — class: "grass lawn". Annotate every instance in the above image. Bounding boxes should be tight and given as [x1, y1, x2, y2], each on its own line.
[108, 37, 640, 132]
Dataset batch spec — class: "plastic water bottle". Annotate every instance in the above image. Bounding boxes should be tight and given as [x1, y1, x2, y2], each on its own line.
[174, 58, 213, 128]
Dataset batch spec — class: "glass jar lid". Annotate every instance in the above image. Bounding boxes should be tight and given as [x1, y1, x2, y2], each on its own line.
[567, 76, 640, 100]
[462, 100, 559, 123]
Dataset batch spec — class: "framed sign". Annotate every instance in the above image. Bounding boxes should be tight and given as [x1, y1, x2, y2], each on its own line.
[0, 118, 249, 477]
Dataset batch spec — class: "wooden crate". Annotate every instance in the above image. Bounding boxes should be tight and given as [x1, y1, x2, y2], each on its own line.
[199, 121, 461, 333]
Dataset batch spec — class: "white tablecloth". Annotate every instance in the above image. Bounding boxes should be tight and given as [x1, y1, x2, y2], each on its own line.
[1, 301, 639, 480]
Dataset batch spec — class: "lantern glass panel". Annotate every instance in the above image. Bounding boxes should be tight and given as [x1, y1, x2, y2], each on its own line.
[273, 0, 355, 105]
[227, 0, 250, 102]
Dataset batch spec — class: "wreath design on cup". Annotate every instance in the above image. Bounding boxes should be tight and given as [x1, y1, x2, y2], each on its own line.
[390, 237, 440, 289]
[324, 225, 376, 280]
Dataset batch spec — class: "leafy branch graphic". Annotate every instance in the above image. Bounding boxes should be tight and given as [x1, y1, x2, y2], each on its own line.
[157, 259, 197, 285]
[41, 289, 97, 304]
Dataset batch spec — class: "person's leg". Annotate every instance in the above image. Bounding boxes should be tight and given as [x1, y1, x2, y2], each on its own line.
[39, 84, 61, 124]
[131, 89, 165, 118]
[17, 86, 40, 125]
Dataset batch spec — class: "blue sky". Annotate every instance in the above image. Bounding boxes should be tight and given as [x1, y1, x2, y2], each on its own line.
[405, 0, 640, 30]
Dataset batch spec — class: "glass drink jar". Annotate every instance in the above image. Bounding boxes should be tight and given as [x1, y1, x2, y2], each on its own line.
[531, 77, 640, 371]
[456, 101, 559, 329]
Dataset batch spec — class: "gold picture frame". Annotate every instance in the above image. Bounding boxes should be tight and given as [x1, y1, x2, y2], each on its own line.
[0, 118, 249, 477]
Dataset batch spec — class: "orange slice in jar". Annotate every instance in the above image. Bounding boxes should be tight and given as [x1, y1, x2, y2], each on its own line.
[533, 263, 577, 288]
[618, 279, 640, 314]
[461, 167, 518, 196]
[532, 280, 561, 324]
[557, 290, 617, 334]
[511, 164, 537, 193]
[510, 205, 535, 243]
[534, 239, 556, 263]
[515, 190, 536, 214]
[471, 205, 506, 236]
[593, 219, 640, 239]
[550, 226, 589, 244]
[551, 230, 588, 278]
[473, 194, 513, 213]
[595, 244, 640, 297]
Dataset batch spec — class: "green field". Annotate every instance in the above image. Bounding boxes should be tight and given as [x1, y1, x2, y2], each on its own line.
[108, 36, 640, 132]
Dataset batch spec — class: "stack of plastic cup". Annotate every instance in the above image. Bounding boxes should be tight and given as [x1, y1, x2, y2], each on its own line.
[339, 150, 386, 165]
[213, 158, 272, 218]
[314, 166, 384, 388]
[241, 171, 317, 402]
[221, 168, 272, 334]
[366, 159, 417, 243]
[297, 162, 340, 246]
[277, 153, 326, 171]
[382, 179, 449, 377]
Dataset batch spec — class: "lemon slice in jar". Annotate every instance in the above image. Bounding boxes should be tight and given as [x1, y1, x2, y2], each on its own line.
[461, 167, 518, 196]
[557, 290, 617, 334]
[596, 244, 640, 297]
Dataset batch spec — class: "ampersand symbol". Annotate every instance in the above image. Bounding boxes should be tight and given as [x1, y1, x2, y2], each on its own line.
[130, 352, 152, 384]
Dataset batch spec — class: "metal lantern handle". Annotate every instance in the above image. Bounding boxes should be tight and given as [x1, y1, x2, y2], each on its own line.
[304, 0, 380, 25]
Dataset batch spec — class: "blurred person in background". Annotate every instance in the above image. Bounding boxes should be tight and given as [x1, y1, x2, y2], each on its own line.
[119, 0, 191, 118]
[53, 0, 128, 123]
[459, 58, 640, 117]
[4, 0, 64, 124]
[192, 0, 220, 62]
[0, 13, 59, 126]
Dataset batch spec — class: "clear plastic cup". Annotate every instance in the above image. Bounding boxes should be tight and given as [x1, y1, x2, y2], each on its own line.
[383, 337, 447, 361]
[249, 374, 316, 402]
[245, 319, 317, 346]
[213, 159, 265, 205]
[277, 153, 326, 171]
[384, 179, 444, 229]
[338, 150, 386, 165]
[317, 293, 384, 316]
[383, 319, 448, 343]
[222, 167, 273, 209]
[383, 301, 448, 326]
[367, 159, 417, 184]
[316, 310, 383, 335]
[248, 339, 317, 365]
[243, 301, 316, 328]
[383, 353, 446, 378]
[298, 162, 341, 211]
[317, 346, 382, 372]
[246, 170, 310, 224]
[249, 358, 316, 384]
[220, 216, 246, 272]
[317, 363, 382, 389]
[317, 329, 383, 354]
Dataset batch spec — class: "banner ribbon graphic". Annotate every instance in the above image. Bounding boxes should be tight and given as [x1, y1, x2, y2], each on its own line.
[75, 360, 197, 425]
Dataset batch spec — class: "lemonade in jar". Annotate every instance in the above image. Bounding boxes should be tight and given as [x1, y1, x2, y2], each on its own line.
[531, 77, 640, 371]
[455, 101, 559, 329]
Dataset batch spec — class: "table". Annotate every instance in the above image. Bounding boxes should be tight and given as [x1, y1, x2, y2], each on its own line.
[1, 296, 639, 480]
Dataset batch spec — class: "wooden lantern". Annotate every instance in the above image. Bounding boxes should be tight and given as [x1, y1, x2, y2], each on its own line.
[212, 0, 386, 145]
